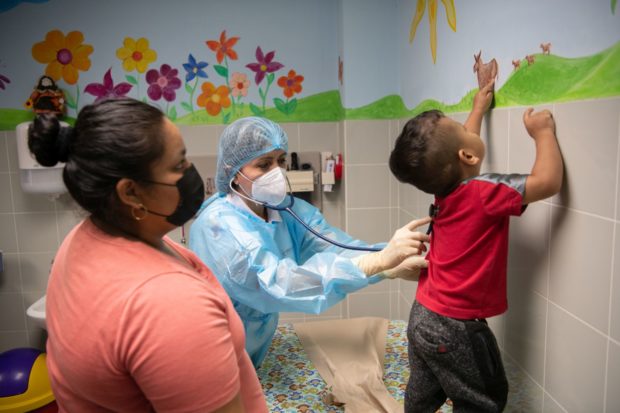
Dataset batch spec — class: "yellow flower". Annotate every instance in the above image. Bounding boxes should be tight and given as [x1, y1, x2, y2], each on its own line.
[32, 30, 93, 85]
[116, 37, 157, 73]
[409, 0, 456, 64]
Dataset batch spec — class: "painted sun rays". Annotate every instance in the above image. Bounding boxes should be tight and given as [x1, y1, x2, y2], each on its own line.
[409, 0, 457, 64]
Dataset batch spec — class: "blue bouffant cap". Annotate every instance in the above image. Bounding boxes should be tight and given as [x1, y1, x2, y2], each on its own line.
[215, 117, 288, 193]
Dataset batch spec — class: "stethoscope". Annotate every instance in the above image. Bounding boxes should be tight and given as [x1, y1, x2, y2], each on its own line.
[233, 177, 382, 252]
[426, 204, 439, 235]
[265, 194, 382, 252]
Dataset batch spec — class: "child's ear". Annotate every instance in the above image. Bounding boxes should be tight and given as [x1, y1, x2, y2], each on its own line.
[458, 149, 480, 166]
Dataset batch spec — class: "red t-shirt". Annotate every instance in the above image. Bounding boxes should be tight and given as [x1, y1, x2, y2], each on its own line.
[46, 218, 267, 413]
[416, 173, 527, 319]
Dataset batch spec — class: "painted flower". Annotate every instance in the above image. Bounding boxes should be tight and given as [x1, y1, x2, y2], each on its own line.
[277, 70, 304, 98]
[32, 30, 93, 84]
[197, 82, 231, 116]
[230, 72, 250, 97]
[146, 64, 181, 102]
[116, 37, 157, 73]
[84, 68, 132, 102]
[246, 46, 284, 85]
[206, 30, 239, 64]
[183, 54, 208, 82]
[0, 73, 9, 90]
[409, 0, 457, 63]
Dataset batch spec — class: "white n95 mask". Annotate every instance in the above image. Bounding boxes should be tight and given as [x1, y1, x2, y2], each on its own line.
[251, 167, 288, 205]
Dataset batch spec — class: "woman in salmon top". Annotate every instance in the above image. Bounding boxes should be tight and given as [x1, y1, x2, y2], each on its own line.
[28, 97, 267, 413]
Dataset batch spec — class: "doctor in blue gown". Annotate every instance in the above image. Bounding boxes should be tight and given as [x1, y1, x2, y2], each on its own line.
[189, 117, 430, 368]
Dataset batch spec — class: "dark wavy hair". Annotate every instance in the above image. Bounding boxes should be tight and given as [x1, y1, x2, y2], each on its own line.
[28, 98, 165, 226]
[389, 110, 462, 197]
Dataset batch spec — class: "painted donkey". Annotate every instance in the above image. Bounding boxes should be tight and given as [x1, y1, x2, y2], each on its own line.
[473, 51, 498, 89]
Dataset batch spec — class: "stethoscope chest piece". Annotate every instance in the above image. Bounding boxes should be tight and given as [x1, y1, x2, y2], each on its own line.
[427, 203, 439, 235]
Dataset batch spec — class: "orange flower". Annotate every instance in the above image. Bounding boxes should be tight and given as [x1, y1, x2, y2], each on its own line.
[116, 37, 157, 73]
[277, 70, 304, 98]
[197, 82, 231, 116]
[32, 30, 93, 85]
[206, 30, 239, 64]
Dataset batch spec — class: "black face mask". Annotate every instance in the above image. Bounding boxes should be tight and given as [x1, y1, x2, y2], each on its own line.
[143, 164, 205, 226]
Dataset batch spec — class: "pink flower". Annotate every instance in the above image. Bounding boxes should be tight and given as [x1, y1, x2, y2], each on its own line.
[230, 72, 249, 98]
[146, 64, 181, 102]
[84, 68, 132, 102]
[246, 46, 284, 85]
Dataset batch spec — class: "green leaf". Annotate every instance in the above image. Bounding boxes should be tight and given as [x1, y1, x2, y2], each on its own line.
[126, 75, 138, 85]
[273, 98, 287, 113]
[185, 83, 193, 94]
[214, 65, 228, 78]
[181, 102, 193, 112]
[613, 0, 617, 14]
[267, 73, 275, 85]
[62, 89, 76, 109]
[168, 106, 177, 121]
[222, 112, 231, 124]
[288, 98, 298, 114]
[250, 102, 263, 116]
[258, 87, 265, 100]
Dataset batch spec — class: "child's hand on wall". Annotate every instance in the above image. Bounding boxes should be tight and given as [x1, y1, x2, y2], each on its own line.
[522, 107, 563, 204]
[472, 80, 495, 115]
[523, 108, 556, 140]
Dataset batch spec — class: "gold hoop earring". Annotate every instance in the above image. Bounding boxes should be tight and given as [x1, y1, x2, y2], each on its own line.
[131, 204, 148, 221]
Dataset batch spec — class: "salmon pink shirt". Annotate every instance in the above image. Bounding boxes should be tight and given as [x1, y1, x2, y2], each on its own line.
[46, 218, 267, 412]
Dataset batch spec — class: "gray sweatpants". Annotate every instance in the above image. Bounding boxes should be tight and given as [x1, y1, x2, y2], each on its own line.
[405, 301, 508, 412]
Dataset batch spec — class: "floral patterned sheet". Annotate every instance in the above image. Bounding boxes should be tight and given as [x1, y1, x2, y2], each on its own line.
[258, 320, 453, 412]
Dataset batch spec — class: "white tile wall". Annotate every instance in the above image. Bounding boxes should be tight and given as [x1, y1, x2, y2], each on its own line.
[545, 303, 607, 412]
[607, 341, 620, 412]
[552, 99, 620, 217]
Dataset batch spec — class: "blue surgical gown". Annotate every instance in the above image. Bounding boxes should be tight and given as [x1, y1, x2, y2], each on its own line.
[189, 193, 383, 368]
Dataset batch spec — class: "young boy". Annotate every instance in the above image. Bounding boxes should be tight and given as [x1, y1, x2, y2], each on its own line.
[389, 81, 563, 412]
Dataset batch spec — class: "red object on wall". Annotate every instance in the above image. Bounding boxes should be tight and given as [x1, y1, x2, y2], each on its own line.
[334, 154, 343, 181]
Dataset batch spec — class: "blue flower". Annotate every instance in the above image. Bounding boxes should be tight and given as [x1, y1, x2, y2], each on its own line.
[183, 53, 208, 82]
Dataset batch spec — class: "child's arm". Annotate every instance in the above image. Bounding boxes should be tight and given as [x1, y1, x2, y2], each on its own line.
[522, 108, 563, 204]
[464, 80, 494, 135]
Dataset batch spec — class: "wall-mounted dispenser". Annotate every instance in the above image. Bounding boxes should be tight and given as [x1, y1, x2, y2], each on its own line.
[15, 121, 67, 195]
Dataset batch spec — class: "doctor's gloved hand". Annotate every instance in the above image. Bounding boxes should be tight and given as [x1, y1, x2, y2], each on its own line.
[382, 255, 428, 281]
[353, 216, 431, 276]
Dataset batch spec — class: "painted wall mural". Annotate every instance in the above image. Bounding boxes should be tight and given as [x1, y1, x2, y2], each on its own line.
[397, 0, 620, 114]
[0, 0, 48, 13]
[409, 0, 457, 64]
[0, 0, 618, 131]
[9, 28, 310, 126]
[0, 63, 9, 92]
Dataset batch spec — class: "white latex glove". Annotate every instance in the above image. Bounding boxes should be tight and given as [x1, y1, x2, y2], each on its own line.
[382, 255, 428, 281]
[353, 217, 431, 276]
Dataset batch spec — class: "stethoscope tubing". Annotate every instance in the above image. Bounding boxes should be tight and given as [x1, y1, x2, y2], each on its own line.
[263, 194, 382, 252]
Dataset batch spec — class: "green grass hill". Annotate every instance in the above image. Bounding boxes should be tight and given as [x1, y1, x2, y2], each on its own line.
[1, 41, 618, 130]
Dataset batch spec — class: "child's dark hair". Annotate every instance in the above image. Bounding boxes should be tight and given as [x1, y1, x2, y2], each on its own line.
[389, 110, 462, 197]
[28, 98, 165, 226]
